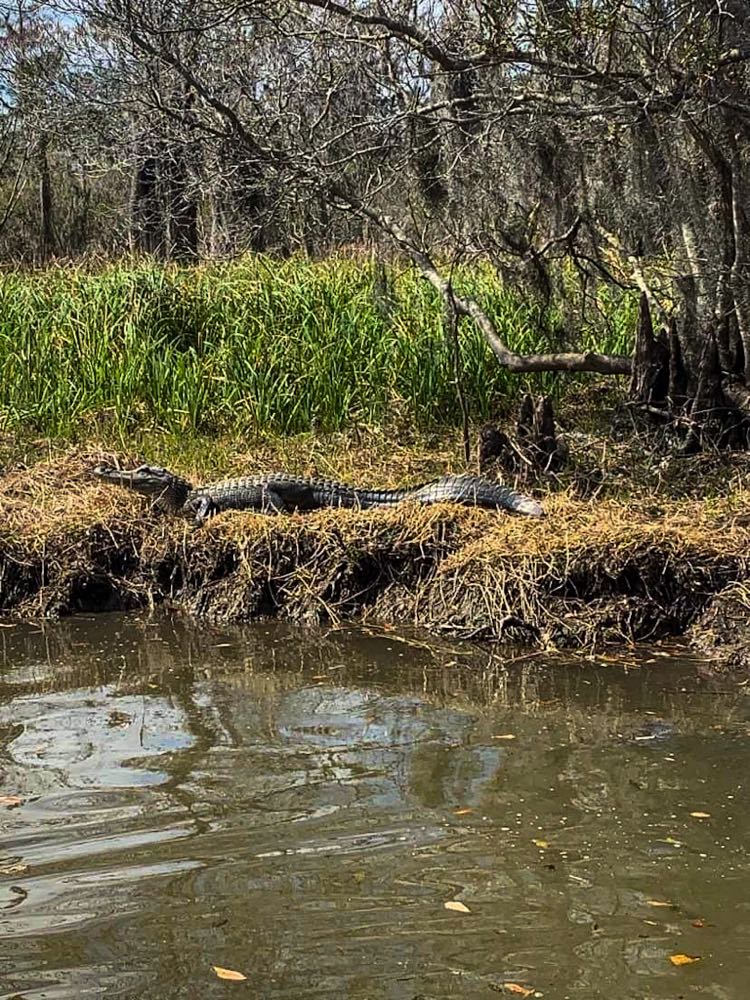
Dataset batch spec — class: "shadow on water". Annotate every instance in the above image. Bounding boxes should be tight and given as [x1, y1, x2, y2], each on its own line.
[0, 615, 748, 998]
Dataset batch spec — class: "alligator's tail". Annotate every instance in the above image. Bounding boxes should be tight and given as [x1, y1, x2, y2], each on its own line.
[349, 475, 543, 516]
[409, 475, 544, 516]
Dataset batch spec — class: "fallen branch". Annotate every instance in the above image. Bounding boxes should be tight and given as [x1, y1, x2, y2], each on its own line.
[363, 210, 632, 376]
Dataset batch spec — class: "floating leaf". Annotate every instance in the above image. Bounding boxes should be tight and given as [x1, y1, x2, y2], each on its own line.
[647, 899, 673, 907]
[0, 862, 28, 875]
[107, 710, 132, 728]
[0, 796, 22, 808]
[504, 983, 534, 997]
[212, 966, 247, 981]
[532, 839, 549, 849]
[690, 811, 711, 818]
[669, 953, 700, 966]
[444, 900, 471, 913]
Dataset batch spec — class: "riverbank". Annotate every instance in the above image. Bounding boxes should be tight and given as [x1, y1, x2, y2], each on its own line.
[2, 445, 749, 670]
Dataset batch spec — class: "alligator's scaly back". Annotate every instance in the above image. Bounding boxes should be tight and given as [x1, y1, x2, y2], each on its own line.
[91, 464, 544, 522]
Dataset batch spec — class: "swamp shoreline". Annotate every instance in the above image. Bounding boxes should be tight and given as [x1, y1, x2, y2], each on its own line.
[1, 447, 749, 677]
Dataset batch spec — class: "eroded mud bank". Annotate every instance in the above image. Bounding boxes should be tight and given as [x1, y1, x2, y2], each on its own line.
[1, 452, 748, 667]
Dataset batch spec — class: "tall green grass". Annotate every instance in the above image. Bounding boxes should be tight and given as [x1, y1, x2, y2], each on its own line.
[0, 256, 636, 438]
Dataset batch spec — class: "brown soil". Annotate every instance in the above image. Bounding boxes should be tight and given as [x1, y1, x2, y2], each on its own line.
[2, 450, 749, 666]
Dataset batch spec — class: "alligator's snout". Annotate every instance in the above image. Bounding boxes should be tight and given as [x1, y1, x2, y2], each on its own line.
[92, 464, 130, 484]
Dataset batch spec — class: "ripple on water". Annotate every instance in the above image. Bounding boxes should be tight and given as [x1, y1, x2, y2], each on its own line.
[0, 616, 748, 999]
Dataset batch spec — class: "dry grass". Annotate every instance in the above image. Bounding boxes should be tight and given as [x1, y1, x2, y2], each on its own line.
[410, 491, 750, 646]
[1, 448, 749, 651]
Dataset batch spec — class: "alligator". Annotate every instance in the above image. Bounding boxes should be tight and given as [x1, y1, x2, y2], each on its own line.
[92, 463, 544, 524]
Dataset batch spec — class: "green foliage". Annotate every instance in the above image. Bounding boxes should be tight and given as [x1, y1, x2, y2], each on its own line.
[0, 256, 635, 438]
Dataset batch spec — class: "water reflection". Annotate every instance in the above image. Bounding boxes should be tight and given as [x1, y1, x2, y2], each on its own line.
[0, 615, 747, 998]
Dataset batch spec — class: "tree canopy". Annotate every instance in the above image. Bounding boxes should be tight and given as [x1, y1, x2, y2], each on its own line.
[3, 0, 750, 443]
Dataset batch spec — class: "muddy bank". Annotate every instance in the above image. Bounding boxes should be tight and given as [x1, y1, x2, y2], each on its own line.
[1, 452, 749, 655]
[690, 582, 750, 679]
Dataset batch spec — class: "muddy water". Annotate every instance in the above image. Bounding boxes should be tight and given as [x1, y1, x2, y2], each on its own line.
[0, 617, 747, 999]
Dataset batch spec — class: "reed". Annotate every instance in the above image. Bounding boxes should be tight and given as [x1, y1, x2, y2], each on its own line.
[0, 256, 636, 439]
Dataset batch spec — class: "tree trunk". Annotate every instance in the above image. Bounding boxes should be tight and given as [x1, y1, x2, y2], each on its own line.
[628, 293, 669, 408]
[130, 153, 164, 255]
[166, 152, 198, 261]
[38, 138, 55, 262]
[627, 122, 750, 452]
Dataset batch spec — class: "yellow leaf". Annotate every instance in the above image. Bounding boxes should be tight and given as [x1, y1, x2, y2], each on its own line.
[492, 734, 517, 740]
[532, 839, 549, 849]
[0, 862, 28, 875]
[647, 899, 673, 907]
[444, 900, 471, 913]
[504, 983, 534, 997]
[212, 966, 247, 981]
[690, 811, 711, 818]
[454, 808, 473, 816]
[0, 795, 22, 808]
[669, 953, 700, 966]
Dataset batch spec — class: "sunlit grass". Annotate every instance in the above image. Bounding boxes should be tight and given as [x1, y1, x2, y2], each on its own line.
[0, 255, 636, 439]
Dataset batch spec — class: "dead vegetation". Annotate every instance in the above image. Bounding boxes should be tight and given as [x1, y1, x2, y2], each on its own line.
[690, 582, 750, 680]
[1, 448, 749, 660]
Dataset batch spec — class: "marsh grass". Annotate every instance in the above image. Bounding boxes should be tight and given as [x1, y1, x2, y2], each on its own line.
[0, 256, 636, 440]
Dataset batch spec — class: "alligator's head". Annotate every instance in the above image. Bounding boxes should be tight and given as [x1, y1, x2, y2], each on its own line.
[92, 464, 192, 511]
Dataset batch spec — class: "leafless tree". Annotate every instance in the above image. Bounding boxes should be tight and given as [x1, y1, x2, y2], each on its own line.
[5, 0, 750, 448]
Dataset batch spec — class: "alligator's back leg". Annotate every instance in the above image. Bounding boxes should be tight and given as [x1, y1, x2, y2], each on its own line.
[185, 488, 288, 526]
[258, 488, 288, 515]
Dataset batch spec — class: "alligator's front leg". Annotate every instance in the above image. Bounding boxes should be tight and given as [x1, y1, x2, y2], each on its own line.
[188, 495, 220, 527]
